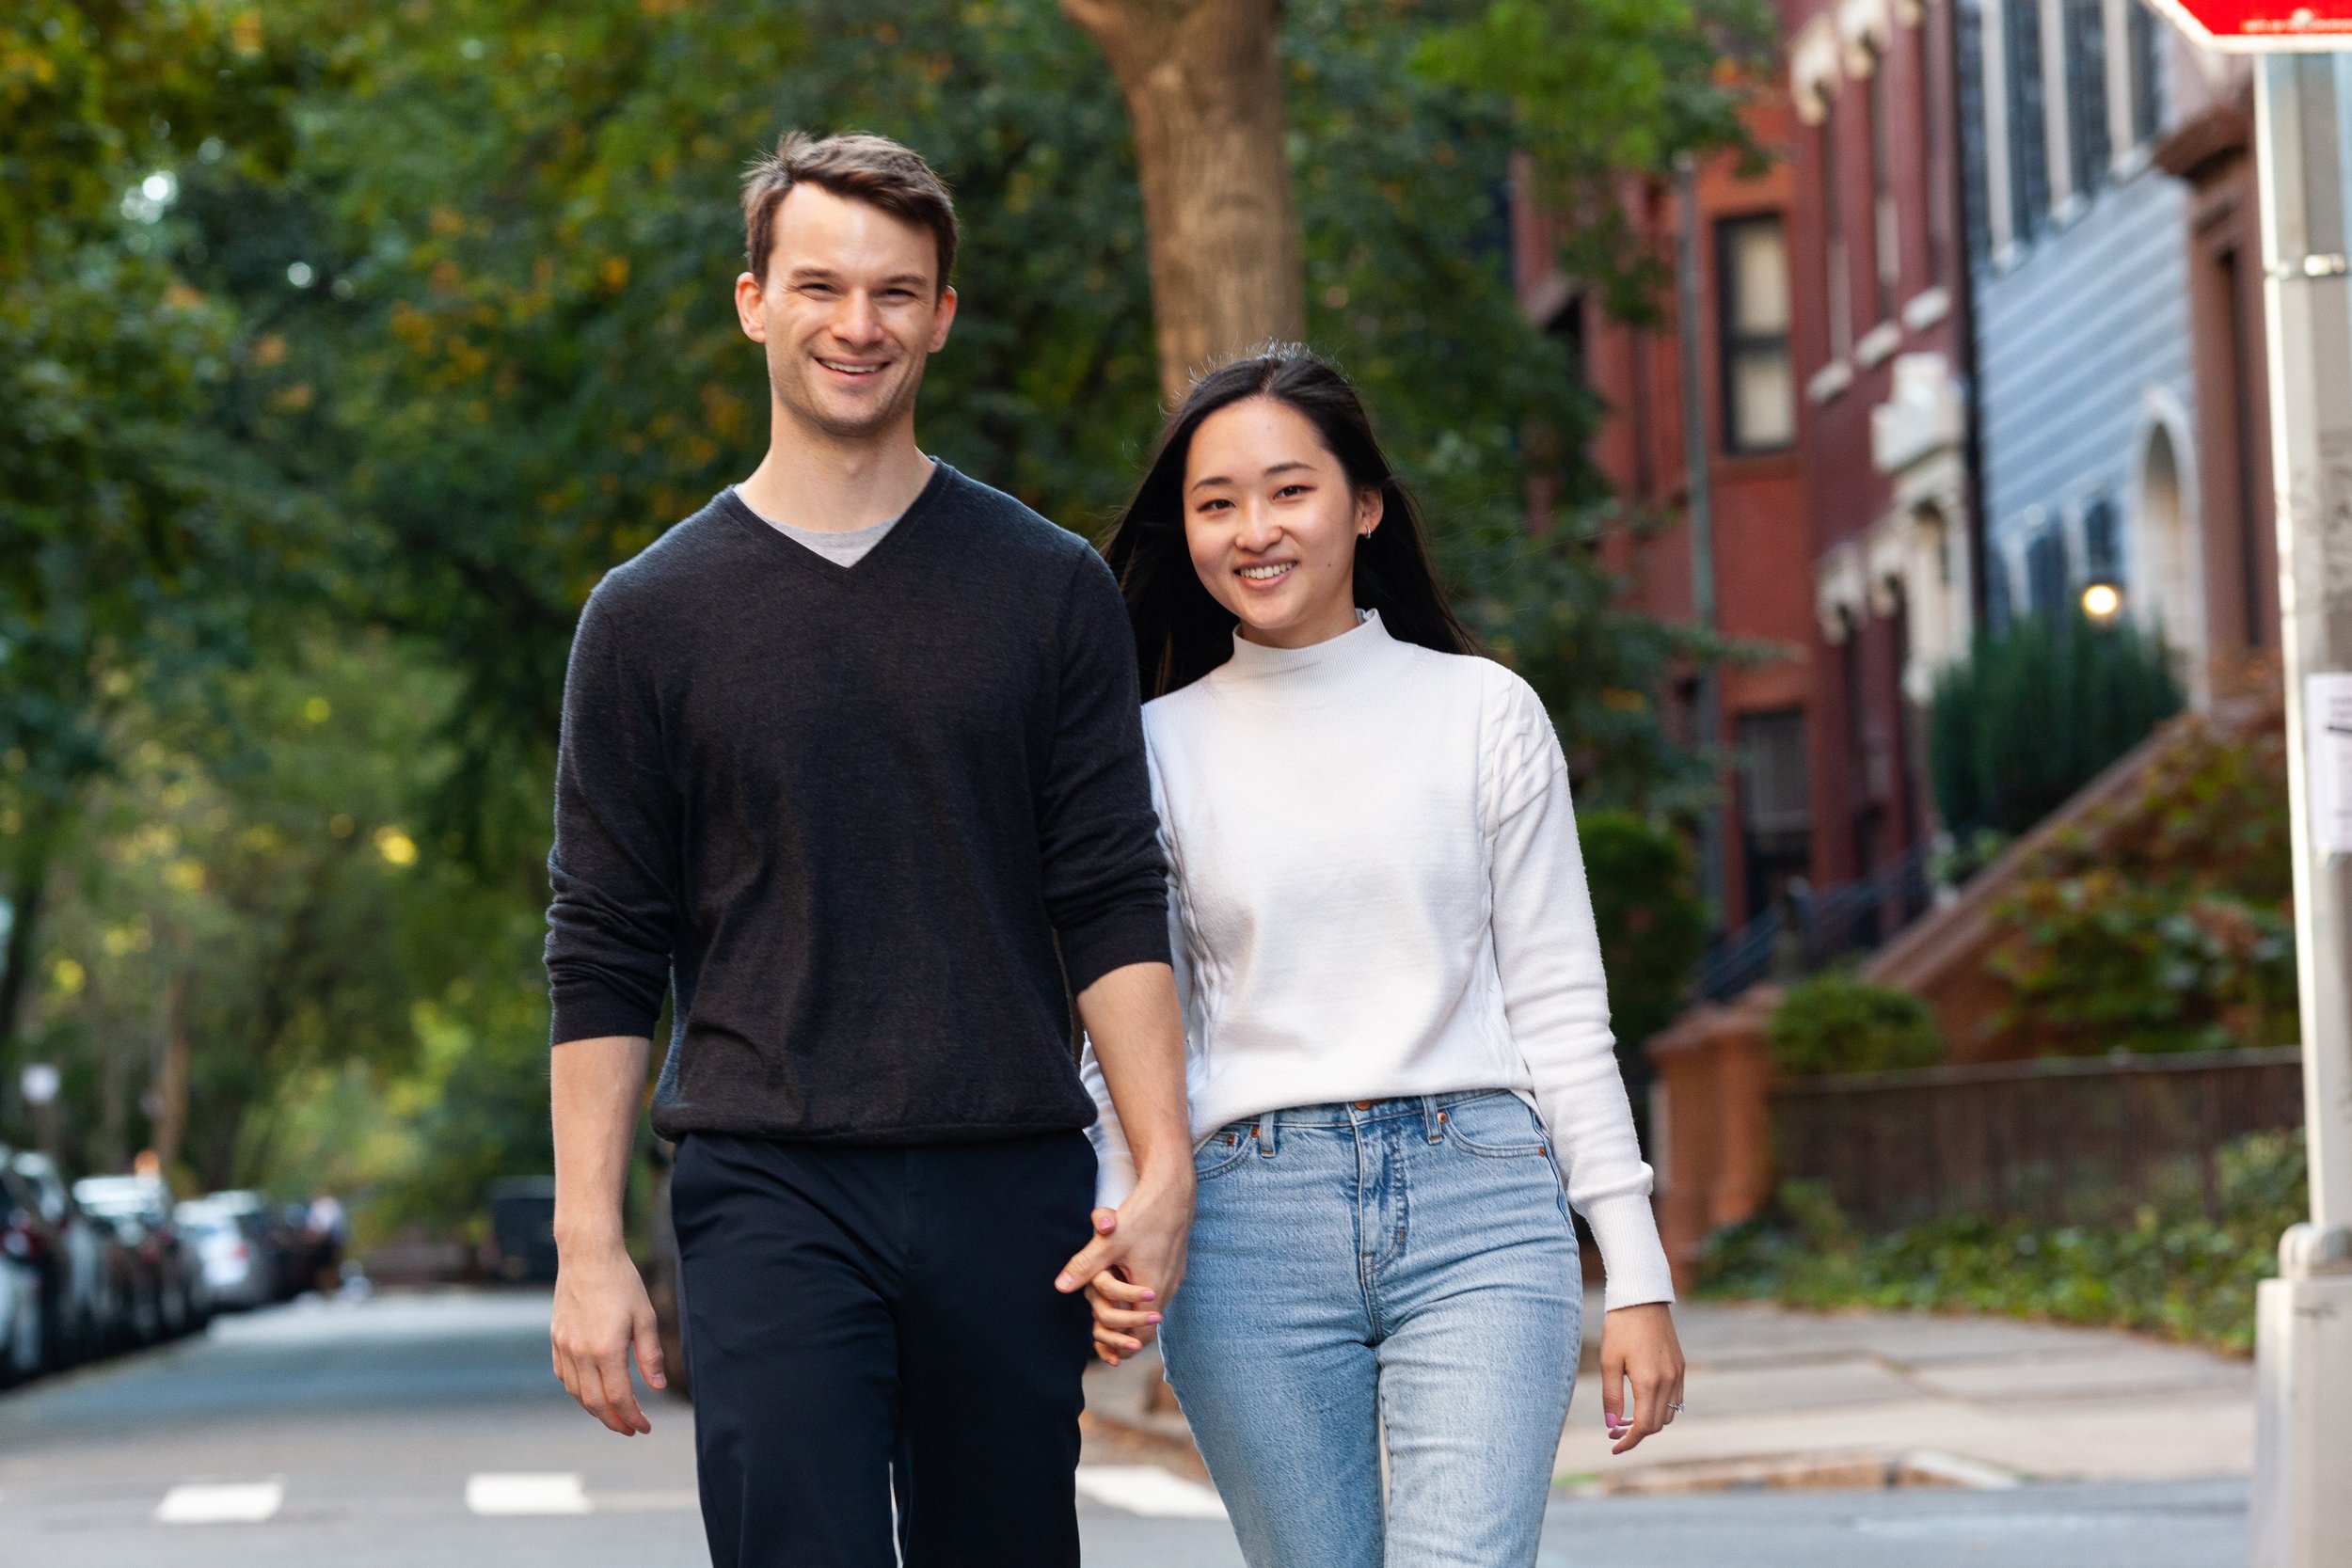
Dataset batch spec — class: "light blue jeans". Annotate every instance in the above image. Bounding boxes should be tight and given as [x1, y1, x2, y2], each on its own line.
[1161, 1091, 1581, 1568]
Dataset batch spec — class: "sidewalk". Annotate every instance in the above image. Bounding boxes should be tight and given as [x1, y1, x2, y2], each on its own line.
[1087, 1296, 2253, 1492]
[1558, 1296, 2252, 1489]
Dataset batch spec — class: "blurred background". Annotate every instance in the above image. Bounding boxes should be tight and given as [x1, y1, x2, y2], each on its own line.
[0, 1, 2332, 1564]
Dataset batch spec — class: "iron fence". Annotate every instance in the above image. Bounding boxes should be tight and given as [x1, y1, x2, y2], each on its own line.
[1694, 842, 1935, 1002]
[1770, 1046, 2305, 1231]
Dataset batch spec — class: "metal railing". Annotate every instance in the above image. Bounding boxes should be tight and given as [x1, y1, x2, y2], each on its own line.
[1770, 1046, 2306, 1231]
[1694, 842, 1935, 1002]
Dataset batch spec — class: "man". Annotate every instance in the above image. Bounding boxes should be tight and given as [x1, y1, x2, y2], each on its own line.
[542, 131, 1193, 1567]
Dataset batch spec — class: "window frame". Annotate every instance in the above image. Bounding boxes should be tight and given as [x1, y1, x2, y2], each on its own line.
[1716, 212, 1797, 455]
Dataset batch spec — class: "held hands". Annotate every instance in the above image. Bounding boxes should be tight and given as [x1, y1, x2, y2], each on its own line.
[1597, 1301, 1686, 1454]
[1056, 1174, 1195, 1366]
[550, 1238, 667, 1435]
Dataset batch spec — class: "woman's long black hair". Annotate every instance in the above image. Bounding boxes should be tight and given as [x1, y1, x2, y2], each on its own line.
[1103, 344, 1476, 699]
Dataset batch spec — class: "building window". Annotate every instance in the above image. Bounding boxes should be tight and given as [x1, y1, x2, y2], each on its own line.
[1546, 293, 1588, 392]
[2063, 0, 2111, 199]
[2026, 522, 2069, 617]
[2082, 493, 2120, 584]
[2128, 0, 2164, 146]
[1866, 44, 1899, 320]
[1718, 215, 1796, 452]
[1820, 99, 1853, 356]
[1959, 1, 1993, 266]
[1916, 8, 1947, 285]
[2221, 245, 2266, 649]
[2004, 0, 2050, 240]
[1736, 708, 1814, 915]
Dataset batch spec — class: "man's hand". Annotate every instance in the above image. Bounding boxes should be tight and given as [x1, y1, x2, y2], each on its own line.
[549, 1033, 658, 1434]
[1597, 1301, 1686, 1453]
[551, 1239, 667, 1435]
[1058, 1178, 1193, 1362]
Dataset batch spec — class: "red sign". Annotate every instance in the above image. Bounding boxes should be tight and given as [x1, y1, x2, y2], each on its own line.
[2144, 0, 2352, 48]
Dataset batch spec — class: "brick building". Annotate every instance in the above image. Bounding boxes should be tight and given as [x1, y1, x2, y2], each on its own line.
[1783, 0, 1979, 900]
[1511, 108, 1818, 936]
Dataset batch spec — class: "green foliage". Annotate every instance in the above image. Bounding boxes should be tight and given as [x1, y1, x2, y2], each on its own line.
[1702, 1130, 2308, 1355]
[27, 638, 550, 1202]
[190, 0, 1734, 838]
[1, 0, 323, 1054]
[1988, 721, 2296, 1055]
[1412, 0, 1774, 321]
[1579, 811, 1708, 1065]
[10, 0, 1758, 1227]
[1929, 611, 2184, 840]
[1765, 974, 1946, 1077]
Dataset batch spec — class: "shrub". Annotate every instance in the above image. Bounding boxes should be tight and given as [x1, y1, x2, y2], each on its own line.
[1579, 809, 1708, 1089]
[1988, 721, 2296, 1054]
[1929, 610, 2184, 840]
[1765, 974, 1946, 1077]
[1701, 1129, 2307, 1355]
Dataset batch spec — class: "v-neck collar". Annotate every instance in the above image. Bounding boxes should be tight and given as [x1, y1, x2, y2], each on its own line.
[714, 459, 953, 579]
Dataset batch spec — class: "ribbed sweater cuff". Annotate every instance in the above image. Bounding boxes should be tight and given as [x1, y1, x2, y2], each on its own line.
[1583, 1191, 1677, 1312]
[1060, 906, 1173, 995]
[549, 986, 660, 1048]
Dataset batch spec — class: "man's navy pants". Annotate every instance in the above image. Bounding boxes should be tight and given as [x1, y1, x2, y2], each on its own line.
[670, 1130, 1098, 1567]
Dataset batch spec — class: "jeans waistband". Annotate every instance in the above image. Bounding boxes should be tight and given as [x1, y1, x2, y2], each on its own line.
[1244, 1089, 1517, 1132]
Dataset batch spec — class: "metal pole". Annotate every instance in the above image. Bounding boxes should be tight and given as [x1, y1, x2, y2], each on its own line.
[1674, 153, 1726, 925]
[2249, 49, 2352, 1568]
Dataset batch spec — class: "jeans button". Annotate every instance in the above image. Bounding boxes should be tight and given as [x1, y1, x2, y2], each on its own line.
[1351, 1100, 1374, 1110]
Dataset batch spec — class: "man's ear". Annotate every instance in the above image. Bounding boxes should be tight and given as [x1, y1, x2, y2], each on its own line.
[1356, 483, 1386, 538]
[735, 272, 768, 342]
[927, 285, 959, 353]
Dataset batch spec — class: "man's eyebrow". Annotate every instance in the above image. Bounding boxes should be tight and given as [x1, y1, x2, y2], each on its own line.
[786, 265, 933, 291]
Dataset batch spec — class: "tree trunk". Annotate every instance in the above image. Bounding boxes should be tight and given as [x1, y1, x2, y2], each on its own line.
[0, 805, 58, 1075]
[1062, 0, 1306, 406]
[151, 971, 192, 1177]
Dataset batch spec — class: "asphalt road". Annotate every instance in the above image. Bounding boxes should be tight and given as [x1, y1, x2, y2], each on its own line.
[0, 1289, 2249, 1568]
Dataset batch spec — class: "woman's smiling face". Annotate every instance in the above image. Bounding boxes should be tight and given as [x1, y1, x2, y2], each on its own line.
[1182, 396, 1383, 650]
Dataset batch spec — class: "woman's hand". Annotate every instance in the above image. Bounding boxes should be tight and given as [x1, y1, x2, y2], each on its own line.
[1597, 1302, 1685, 1453]
[1079, 1208, 1166, 1365]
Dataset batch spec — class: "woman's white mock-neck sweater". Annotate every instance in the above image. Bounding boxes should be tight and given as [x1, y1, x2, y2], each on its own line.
[1084, 611, 1675, 1309]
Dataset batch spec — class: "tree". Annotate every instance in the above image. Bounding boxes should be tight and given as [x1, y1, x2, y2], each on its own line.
[0, 1, 318, 1071]
[1061, 0, 1304, 403]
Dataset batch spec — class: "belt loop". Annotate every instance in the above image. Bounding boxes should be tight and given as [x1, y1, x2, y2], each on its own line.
[1422, 1095, 1443, 1144]
[1256, 1107, 1279, 1158]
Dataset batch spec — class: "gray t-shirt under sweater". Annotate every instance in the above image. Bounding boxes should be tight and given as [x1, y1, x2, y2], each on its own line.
[730, 486, 900, 567]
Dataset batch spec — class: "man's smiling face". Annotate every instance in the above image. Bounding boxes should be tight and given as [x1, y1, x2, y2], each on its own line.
[736, 182, 956, 443]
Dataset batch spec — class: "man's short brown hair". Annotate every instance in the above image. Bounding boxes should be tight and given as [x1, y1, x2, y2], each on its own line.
[741, 132, 958, 292]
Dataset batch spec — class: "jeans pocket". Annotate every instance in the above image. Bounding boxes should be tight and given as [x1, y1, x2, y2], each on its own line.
[1442, 1095, 1553, 1160]
[1193, 1123, 1256, 1182]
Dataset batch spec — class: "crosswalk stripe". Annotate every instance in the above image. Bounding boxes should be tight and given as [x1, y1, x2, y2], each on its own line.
[466, 1472, 593, 1515]
[157, 1481, 285, 1524]
[1074, 1465, 1228, 1519]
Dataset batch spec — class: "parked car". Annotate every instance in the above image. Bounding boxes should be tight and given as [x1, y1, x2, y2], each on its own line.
[0, 1248, 40, 1386]
[174, 1201, 270, 1311]
[2, 1148, 112, 1367]
[72, 1176, 208, 1342]
[486, 1177, 558, 1284]
[198, 1191, 302, 1302]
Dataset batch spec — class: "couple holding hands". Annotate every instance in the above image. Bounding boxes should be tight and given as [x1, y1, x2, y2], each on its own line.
[544, 130, 1683, 1568]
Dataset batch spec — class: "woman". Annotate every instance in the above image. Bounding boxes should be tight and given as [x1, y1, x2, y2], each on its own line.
[1080, 346, 1684, 1567]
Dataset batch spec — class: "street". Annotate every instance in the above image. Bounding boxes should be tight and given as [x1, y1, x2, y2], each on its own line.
[0, 1288, 2251, 1568]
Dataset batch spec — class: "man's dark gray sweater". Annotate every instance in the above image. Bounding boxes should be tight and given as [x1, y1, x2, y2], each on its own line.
[544, 462, 1169, 1144]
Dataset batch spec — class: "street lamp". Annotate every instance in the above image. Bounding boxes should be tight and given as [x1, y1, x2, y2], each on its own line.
[2079, 580, 2123, 624]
